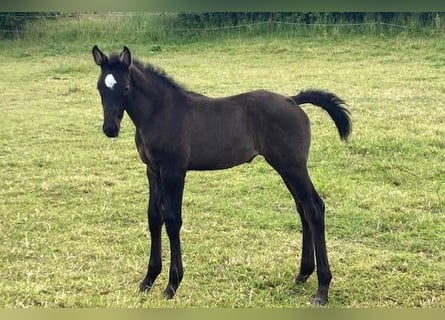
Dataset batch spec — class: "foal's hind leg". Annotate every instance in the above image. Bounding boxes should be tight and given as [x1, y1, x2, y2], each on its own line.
[298, 189, 331, 306]
[295, 202, 315, 284]
[275, 164, 332, 306]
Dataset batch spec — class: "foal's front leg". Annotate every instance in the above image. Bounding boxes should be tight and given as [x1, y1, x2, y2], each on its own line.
[160, 165, 186, 299]
[140, 169, 163, 292]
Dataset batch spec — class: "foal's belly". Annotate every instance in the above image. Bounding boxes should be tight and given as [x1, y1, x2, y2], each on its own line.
[187, 143, 258, 171]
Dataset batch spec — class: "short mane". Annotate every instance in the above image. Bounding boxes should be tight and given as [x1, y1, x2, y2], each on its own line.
[131, 57, 186, 92]
[108, 52, 199, 96]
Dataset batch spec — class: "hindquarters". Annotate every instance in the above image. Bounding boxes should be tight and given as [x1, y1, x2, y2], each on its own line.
[248, 88, 350, 167]
[247, 90, 312, 167]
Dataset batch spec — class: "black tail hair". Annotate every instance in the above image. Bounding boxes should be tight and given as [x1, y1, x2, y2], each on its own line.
[292, 89, 352, 140]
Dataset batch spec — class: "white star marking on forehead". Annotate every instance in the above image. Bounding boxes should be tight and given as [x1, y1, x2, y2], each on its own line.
[104, 74, 117, 90]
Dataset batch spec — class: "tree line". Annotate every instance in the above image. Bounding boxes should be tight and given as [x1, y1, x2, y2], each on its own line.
[177, 12, 439, 28]
[0, 12, 441, 39]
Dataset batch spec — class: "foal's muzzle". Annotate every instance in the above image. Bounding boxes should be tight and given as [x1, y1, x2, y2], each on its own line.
[102, 107, 123, 138]
[103, 123, 120, 138]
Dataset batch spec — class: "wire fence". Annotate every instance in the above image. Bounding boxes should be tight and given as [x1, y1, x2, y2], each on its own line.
[0, 12, 442, 40]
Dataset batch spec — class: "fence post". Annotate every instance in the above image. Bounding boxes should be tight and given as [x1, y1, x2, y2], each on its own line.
[434, 13, 441, 37]
[14, 26, 20, 39]
[269, 13, 273, 35]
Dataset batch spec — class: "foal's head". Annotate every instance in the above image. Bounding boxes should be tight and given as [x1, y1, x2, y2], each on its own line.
[92, 45, 132, 138]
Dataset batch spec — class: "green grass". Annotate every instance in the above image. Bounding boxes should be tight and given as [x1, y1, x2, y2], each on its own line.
[0, 33, 444, 307]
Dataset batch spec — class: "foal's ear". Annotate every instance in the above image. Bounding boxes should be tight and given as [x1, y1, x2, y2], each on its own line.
[120, 46, 132, 68]
[92, 45, 107, 66]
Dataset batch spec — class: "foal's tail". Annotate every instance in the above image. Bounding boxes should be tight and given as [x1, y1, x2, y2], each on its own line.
[291, 89, 352, 141]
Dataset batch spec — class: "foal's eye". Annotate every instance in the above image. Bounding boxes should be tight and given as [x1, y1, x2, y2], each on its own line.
[124, 85, 130, 95]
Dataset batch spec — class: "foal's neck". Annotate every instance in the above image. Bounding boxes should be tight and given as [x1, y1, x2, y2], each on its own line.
[125, 65, 178, 129]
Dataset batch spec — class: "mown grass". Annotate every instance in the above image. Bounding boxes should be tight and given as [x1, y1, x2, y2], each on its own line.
[0, 33, 444, 307]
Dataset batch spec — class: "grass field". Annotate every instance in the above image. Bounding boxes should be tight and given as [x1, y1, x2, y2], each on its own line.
[0, 32, 444, 307]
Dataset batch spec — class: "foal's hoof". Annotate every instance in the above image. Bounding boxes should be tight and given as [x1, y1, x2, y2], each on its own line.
[164, 286, 176, 299]
[139, 282, 153, 292]
[295, 273, 311, 284]
[312, 293, 328, 306]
